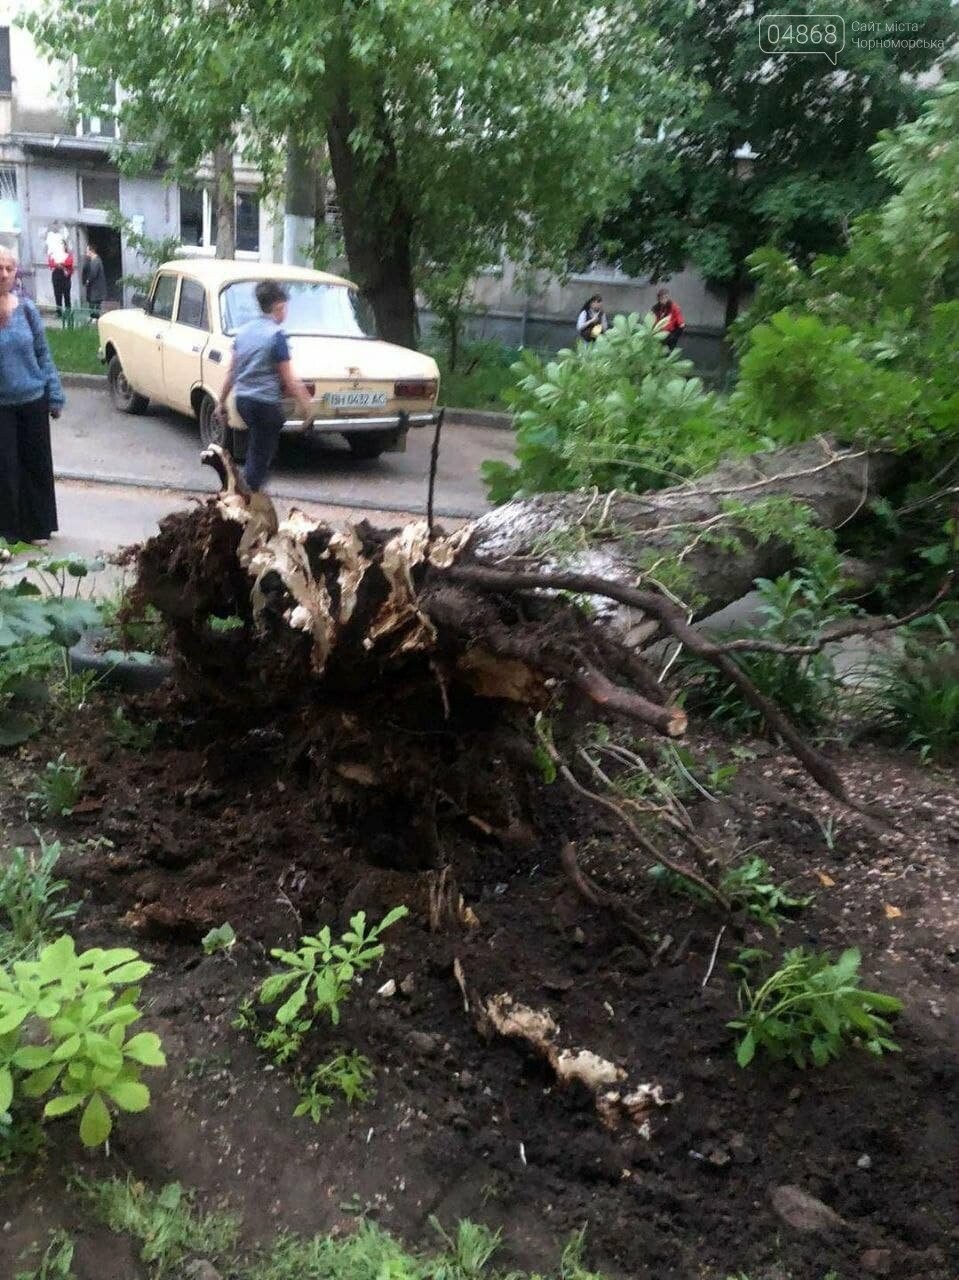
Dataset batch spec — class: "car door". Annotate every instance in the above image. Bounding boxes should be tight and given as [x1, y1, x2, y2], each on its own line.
[161, 277, 210, 414]
[135, 271, 179, 401]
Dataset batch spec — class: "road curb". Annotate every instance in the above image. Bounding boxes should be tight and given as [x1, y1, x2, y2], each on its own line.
[53, 468, 482, 522]
[57, 372, 514, 428]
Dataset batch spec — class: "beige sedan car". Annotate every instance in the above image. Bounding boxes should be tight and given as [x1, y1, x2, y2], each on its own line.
[97, 259, 441, 460]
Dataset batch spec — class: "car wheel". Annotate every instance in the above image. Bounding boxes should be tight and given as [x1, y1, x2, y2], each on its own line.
[345, 431, 392, 460]
[108, 355, 149, 415]
[198, 393, 227, 449]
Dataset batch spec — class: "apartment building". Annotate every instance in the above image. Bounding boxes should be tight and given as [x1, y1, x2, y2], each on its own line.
[0, 3, 280, 310]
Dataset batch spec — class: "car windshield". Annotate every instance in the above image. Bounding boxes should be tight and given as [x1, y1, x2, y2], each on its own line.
[219, 281, 374, 338]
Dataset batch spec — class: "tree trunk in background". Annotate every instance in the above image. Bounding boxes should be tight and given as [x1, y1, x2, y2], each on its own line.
[213, 144, 235, 259]
[327, 87, 417, 347]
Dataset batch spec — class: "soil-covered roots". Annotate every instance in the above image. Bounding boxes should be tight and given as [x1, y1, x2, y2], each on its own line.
[129, 448, 914, 904]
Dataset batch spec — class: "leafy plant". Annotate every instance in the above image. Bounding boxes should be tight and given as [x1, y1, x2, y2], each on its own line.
[857, 618, 959, 761]
[721, 857, 810, 932]
[482, 313, 747, 503]
[76, 1176, 239, 1280]
[429, 1217, 501, 1278]
[28, 754, 85, 818]
[0, 544, 101, 745]
[0, 837, 79, 962]
[293, 1051, 374, 1122]
[15, 1229, 77, 1280]
[0, 935, 166, 1148]
[679, 568, 853, 738]
[258, 907, 408, 1032]
[108, 706, 158, 752]
[730, 947, 902, 1070]
[202, 922, 236, 956]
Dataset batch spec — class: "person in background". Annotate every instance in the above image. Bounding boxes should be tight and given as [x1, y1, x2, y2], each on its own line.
[81, 243, 108, 319]
[46, 221, 73, 315]
[576, 293, 609, 343]
[215, 280, 313, 493]
[650, 287, 685, 351]
[0, 246, 65, 545]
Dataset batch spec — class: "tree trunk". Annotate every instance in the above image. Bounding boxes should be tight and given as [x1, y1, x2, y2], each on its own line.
[326, 86, 418, 347]
[213, 144, 235, 259]
[469, 439, 899, 622]
[283, 137, 315, 266]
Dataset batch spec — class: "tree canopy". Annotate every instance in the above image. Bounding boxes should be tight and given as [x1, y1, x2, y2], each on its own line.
[28, 0, 674, 344]
[578, 0, 959, 321]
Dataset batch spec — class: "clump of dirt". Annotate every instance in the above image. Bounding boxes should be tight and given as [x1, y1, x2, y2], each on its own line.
[0, 691, 956, 1280]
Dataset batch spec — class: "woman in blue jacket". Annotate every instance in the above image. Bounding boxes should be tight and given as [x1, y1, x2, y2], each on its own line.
[0, 246, 65, 544]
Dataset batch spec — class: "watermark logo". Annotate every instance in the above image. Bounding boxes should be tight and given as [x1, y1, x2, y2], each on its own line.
[759, 15, 845, 64]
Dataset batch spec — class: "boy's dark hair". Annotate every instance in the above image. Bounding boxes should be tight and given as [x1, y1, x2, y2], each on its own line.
[256, 280, 289, 312]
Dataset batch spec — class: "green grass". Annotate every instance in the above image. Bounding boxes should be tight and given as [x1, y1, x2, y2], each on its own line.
[432, 340, 519, 412]
[45, 325, 102, 375]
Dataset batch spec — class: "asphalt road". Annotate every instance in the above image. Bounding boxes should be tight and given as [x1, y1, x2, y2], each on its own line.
[52, 384, 515, 519]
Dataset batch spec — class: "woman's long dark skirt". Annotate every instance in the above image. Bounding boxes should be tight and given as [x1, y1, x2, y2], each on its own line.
[0, 396, 58, 543]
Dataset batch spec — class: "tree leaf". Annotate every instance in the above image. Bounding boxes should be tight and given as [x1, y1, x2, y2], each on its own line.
[79, 1092, 112, 1147]
[123, 1032, 167, 1067]
[106, 1080, 150, 1112]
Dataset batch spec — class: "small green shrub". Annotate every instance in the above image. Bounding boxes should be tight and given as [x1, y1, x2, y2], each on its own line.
[14, 1229, 76, 1280]
[108, 706, 158, 751]
[259, 907, 408, 1032]
[28, 754, 84, 817]
[293, 1051, 374, 1122]
[76, 1176, 239, 1280]
[0, 935, 166, 1148]
[649, 855, 808, 932]
[857, 620, 959, 761]
[0, 837, 79, 962]
[679, 570, 853, 738]
[730, 946, 902, 1069]
[482, 313, 744, 503]
[202, 922, 236, 955]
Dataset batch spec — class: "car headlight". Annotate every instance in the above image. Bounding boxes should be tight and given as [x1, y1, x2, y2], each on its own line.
[394, 378, 437, 399]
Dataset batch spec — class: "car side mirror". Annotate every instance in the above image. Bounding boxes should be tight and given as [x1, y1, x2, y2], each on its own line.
[132, 292, 148, 310]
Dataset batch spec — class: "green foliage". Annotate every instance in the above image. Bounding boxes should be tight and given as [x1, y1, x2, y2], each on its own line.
[731, 311, 923, 448]
[582, 0, 956, 296]
[430, 339, 518, 412]
[77, 1176, 239, 1280]
[245, 1218, 608, 1280]
[679, 568, 853, 738]
[258, 907, 408, 1032]
[857, 618, 959, 761]
[293, 1051, 374, 1122]
[649, 855, 808, 933]
[15, 1229, 77, 1280]
[0, 545, 101, 745]
[202, 922, 237, 956]
[28, 754, 85, 818]
[729, 947, 902, 1070]
[483, 314, 743, 503]
[0, 838, 79, 962]
[108, 706, 158, 752]
[0, 935, 166, 1148]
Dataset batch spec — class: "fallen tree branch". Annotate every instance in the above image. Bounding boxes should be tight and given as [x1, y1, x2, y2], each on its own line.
[573, 666, 686, 737]
[559, 841, 651, 954]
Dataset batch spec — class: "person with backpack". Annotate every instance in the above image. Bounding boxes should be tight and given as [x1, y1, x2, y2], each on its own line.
[650, 287, 685, 351]
[0, 246, 65, 545]
[576, 294, 609, 343]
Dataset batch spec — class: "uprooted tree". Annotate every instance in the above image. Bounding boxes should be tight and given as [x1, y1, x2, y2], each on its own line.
[129, 440, 943, 941]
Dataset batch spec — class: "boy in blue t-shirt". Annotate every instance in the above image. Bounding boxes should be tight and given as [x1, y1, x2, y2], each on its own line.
[216, 280, 313, 491]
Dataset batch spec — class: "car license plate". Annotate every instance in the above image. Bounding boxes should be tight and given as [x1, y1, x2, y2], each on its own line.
[324, 390, 388, 410]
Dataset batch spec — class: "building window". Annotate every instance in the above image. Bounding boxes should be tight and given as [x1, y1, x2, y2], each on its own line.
[179, 188, 204, 247]
[179, 185, 260, 254]
[77, 79, 119, 138]
[80, 174, 120, 213]
[235, 191, 259, 253]
[0, 28, 10, 95]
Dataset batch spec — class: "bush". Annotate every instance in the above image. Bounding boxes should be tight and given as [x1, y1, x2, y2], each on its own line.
[482, 313, 743, 503]
[729, 946, 902, 1069]
[678, 569, 854, 739]
[0, 935, 166, 1148]
[857, 618, 959, 761]
[0, 838, 78, 962]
